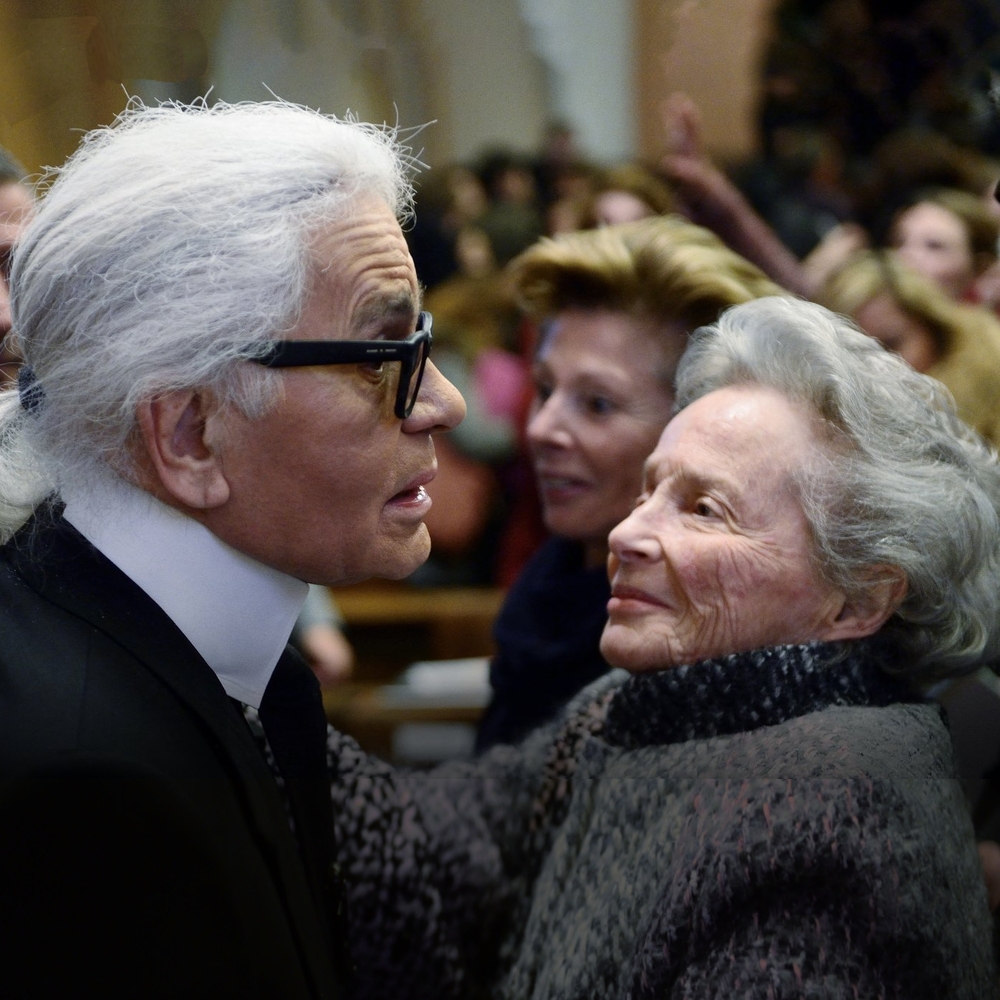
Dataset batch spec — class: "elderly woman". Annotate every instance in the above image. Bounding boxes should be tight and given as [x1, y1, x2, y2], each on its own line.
[328, 296, 998, 999]
[475, 215, 784, 750]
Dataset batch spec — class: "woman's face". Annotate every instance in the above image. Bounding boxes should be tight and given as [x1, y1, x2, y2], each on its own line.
[593, 190, 655, 227]
[528, 310, 679, 566]
[852, 292, 940, 373]
[600, 385, 846, 672]
[891, 202, 976, 299]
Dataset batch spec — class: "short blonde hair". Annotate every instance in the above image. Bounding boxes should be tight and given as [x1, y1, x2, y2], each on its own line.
[509, 215, 787, 334]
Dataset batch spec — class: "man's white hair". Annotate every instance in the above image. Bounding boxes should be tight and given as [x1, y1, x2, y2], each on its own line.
[0, 100, 417, 540]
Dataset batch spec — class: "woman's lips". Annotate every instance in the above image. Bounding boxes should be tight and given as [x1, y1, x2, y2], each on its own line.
[607, 583, 670, 615]
[536, 473, 591, 503]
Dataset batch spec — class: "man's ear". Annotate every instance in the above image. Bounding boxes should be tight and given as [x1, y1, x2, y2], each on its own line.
[135, 390, 231, 510]
[821, 565, 908, 642]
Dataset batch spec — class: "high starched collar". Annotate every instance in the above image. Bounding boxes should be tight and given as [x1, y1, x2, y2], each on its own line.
[61, 472, 308, 709]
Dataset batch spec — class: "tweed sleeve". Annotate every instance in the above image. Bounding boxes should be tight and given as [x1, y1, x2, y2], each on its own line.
[325, 721, 559, 1000]
[627, 776, 997, 1000]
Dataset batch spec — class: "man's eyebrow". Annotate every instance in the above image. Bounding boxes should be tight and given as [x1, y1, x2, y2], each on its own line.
[352, 292, 422, 338]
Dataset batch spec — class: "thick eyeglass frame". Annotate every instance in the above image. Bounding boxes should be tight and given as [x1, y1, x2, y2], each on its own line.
[252, 311, 433, 419]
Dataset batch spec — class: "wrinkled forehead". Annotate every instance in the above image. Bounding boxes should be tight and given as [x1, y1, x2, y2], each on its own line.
[306, 196, 420, 323]
[649, 385, 824, 481]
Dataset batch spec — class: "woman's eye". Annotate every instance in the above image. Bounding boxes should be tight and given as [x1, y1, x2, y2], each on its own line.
[534, 382, 553, 403]
[586, 395, 615, 416]
[362, 360, 387, 376]
[693, 499, 718, 518]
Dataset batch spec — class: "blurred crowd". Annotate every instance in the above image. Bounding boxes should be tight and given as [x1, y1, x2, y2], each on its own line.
[400, 0, 1000, 590]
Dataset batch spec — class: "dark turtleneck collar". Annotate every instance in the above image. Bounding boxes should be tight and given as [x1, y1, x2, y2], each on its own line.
[602, 639, 922, 750]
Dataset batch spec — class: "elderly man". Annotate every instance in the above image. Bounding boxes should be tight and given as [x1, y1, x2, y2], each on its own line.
[0, 103, 463, 998]
[0, 145, 33, 385]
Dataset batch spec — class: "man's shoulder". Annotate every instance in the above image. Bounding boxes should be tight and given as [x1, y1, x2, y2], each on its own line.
[0, 536, 230, 777]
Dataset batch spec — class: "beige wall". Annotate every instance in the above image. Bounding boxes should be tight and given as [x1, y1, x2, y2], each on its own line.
[636, 0, 778, 165]
[0, 0, 777, 180]
[211, 0, 549, 167]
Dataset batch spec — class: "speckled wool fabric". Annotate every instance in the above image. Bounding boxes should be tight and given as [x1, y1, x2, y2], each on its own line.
[327, 640, 998, 999]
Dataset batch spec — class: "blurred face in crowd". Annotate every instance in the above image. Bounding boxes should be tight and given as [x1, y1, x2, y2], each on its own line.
[891, 202, 976, 300]
[593, 190, 656, 227]
[0, 181, 34, 385]
[527, 309, 678, 568]
[196, 196, 466, 585]
[601, 386, 848, 672]
[852, 292, 940, 374]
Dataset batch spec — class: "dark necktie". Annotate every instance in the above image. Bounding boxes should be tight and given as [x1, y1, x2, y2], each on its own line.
[258, 646, 329, 783]
[257, 647, 346, 962]
[255, 649, 352, 987]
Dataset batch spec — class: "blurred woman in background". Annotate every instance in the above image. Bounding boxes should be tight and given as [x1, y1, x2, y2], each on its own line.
[583, 162, 675, 228]
[888, 187, 1000, 306]
[820, 249, 1000, 447]
[475, 215, 784, 750]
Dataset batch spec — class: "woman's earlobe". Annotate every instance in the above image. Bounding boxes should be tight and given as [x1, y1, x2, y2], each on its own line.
[135, 390, 231, 511]
[826, 565, 908, 641]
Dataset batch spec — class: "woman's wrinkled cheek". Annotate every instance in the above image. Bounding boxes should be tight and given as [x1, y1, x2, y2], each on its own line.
[681, 541, 774, 653]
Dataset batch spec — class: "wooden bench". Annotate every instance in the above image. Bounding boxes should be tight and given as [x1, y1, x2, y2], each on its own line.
[327, 580, 504, 680]
[322, 581, 505, 758]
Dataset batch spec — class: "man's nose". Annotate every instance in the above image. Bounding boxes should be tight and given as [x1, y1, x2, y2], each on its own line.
[403, 360, 466, 433]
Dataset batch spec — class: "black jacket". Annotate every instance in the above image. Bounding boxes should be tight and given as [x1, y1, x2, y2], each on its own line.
[0, 512, 342, 999]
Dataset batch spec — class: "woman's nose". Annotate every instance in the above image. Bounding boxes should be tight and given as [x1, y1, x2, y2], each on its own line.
[526, 393, 572, 449]
[608, 503, 661, 563]
[404, 360, 466, 433]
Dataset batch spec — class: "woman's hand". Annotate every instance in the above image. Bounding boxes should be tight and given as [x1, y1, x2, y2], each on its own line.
[659, 94, 745, 225]
[657, 92, 815, 297]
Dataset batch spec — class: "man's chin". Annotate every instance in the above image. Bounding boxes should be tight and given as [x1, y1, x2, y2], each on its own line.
[369, 526, 432, 582]
[296, 528, 431, 587]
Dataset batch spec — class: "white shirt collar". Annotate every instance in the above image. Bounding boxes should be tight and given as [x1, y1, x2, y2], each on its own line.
[60, 471, 308, 709]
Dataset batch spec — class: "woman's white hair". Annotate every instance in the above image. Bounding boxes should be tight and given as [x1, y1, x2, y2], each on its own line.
[0, 99, 417, 540]
[676, 295, 1000, 679]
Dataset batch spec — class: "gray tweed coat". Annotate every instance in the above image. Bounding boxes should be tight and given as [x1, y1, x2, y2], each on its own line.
[327, 640, 998, 999]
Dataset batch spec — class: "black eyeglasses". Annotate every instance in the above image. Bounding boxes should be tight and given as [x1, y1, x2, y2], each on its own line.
[252, 311, 433, 419]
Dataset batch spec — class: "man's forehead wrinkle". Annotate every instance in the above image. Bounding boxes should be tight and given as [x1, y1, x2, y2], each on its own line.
[311, 206, 412, 273]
